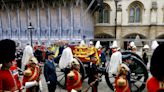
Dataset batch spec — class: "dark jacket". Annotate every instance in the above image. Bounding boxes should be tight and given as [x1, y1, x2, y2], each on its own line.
[44, 59, 57, 85]
[100, 51, 106, 62]
[34, 49, 43, 62]
[88, 63, 99, 86]
[142, 52, 148, 65]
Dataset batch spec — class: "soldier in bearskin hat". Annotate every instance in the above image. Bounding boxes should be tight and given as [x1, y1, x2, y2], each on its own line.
[146, 43, 164, 91]
[0, 39, 19, 91]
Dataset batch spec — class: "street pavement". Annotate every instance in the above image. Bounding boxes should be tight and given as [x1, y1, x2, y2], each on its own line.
[39, 60, 150, 92]
[41, 74, 113, 92]
[41, 74, 148, 92]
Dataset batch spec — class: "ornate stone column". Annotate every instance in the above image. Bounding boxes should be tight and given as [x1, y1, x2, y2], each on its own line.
[116, 4, 122, 47]
[149, 1, 157, 40]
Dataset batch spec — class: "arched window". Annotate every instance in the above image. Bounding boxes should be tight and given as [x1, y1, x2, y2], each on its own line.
[129, 2, 143, 23]
[98, 3, 110, 23]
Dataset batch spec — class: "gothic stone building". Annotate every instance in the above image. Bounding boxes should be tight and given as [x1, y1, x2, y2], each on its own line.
[94, 0, 164, 48]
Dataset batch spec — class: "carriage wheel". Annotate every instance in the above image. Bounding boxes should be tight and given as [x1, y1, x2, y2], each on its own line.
[55, 56, 86, 89]
[105, 51, 148, 92]
[122, 51, 143, 62]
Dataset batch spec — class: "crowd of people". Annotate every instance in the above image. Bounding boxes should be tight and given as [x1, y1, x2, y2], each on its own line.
[0, 39, 164, 92]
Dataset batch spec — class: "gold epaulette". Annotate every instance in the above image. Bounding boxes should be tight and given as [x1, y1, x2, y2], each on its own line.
[67, 71, 75, 80]
[24, 68, 32, 76]
[117, 77, 127, 87]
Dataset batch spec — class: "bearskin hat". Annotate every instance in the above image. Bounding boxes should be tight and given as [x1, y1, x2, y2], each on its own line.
[150, 43, 164, 81]
[0, 39, 16, 64]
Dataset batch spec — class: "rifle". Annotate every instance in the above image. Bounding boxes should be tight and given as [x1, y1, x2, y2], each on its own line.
[83, 75, 102, 92]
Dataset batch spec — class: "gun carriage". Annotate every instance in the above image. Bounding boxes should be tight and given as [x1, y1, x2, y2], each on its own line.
[55, 45, 148, 92]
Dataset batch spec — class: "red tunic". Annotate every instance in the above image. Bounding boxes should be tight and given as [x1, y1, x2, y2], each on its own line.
[0, 70, 17, 91]
[22, 65, 40, 92]
[115, 76, 130, 92]
[33, 45, 39, 51]
[10, 65, 22, 90]
[40, 45, 45, 52]
[146, 77, 164, 92]
[97, 49, 102, 57]
[66, 70, 82, 92]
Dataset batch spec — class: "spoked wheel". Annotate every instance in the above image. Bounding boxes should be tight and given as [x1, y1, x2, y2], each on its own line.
[55, 56, 86, 89]
[122, 51, 143, 63]
[105, 51, 148, 92]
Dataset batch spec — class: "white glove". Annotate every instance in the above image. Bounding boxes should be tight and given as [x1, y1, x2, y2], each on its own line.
[47, 81, 50, 84]
[25, 81, 38, 89]
[39, 80, 43, 91]
[71, 89, 77, 92]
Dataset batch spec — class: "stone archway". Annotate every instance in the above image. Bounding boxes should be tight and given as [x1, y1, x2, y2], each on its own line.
[95, 33, 114, 38]
[123, 33, 146, 50]
[123, 33, 146, 39]
[156, 34, 164, 44]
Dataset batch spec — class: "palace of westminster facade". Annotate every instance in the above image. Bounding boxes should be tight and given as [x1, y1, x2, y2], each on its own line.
[0, 0, 164, 48]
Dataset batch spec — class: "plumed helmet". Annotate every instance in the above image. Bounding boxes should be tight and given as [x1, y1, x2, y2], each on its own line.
[143, 44, 150, 49]
[151, 40, 159, 50]
[110, 40, 118, 48]
[71, 58, 79, 66]
[79, 40, 86, 47]
[95, 41, 101, 49]
[150, 43, 164, 81]
[130, 41, 135, 47]
[0, 39, 16, 64]
[29, 57, 38, 64]
[132, 45, 137, 49]
[121, 63, 130, 71]
[89, 41, 93, 45]
[21, 45, 33, 70]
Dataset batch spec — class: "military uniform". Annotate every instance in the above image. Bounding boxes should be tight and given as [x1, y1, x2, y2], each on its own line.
[147, 77, 164, 92]
[66, 58, 82, 92]
[114, 63, 130, 92]
[10, 64, 22, 90]
[67, 70, 82, 92]
[22, 57, 40, 92]
[115, 76, 130, 92]
[0, 39, 19, 92]
[0, 70, 18, 91]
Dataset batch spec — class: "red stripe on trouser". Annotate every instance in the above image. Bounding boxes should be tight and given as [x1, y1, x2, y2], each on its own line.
[93, 87, 97, 92]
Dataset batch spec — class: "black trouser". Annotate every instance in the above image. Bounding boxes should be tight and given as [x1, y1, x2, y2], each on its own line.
[48, 84, 56, 92]
[127, 71, 131, 91]
[29, 86, 39, 92]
